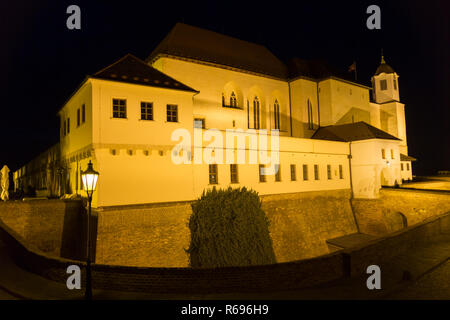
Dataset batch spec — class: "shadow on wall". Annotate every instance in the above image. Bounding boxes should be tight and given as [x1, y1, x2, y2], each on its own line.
[60, 203, 98, 262]
[0, 200, 94, 262]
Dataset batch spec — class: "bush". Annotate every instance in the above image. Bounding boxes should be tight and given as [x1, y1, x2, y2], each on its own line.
[187, 187, 276, 268]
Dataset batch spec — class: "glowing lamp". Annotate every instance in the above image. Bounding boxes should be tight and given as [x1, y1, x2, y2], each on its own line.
[81, 161, 99, 195]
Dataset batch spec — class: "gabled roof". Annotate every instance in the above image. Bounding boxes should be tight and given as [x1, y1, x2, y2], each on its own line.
[146, 23, 289, 79]
[90, 54, 198, 93]
[311, 122, 401, 142]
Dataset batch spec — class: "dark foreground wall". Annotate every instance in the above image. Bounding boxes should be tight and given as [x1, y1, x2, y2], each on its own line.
[0, 210, 448, 294]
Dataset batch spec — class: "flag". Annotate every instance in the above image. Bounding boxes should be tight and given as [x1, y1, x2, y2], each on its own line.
[348, 61, 356, 72]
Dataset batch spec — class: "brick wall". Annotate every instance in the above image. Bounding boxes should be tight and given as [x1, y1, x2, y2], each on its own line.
[95, 201, 192, 268]
[95, 189, 358, 267]
[353, 189, 450, 235]
[261, 189, 358, 261]
[0, 200, 88, 260]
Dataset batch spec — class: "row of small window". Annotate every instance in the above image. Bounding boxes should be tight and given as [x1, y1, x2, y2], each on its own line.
[401, 163, 411, 171]
[382, 149, 395, 160]
[63, 104, 86, 136]
[208, 164, 344, 184]
[379, 78, 397, 91]
[112, 99, 178, 122]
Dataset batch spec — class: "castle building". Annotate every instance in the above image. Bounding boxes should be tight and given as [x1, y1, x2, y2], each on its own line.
[14, 23, 415, 208]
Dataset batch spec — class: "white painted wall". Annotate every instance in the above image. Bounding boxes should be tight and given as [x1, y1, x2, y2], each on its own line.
[350, 139, 402, 199]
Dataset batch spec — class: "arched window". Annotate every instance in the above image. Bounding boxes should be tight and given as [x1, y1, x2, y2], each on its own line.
[307, 99, 314, 130]
[230, 92, 237, 107]
[253, 97, 260, 129]
[222, 93, 225, 107]
[274, 99, 280, 130]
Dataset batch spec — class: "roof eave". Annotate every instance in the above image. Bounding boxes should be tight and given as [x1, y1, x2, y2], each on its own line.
[89, 76, 199, 94]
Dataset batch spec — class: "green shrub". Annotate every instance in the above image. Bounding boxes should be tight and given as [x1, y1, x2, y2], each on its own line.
[187, 187, 276, 268]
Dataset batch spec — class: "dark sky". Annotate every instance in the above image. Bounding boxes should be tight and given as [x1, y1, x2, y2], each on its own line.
[1, 0, 448, 175]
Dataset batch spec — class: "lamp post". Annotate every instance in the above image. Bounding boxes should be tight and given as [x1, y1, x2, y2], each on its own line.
[81, 160, 99, 300]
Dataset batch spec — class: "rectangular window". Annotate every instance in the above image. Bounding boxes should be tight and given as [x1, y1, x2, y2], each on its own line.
[230, 164, 238, 184]
[380, 79, 387, 90]
[167, 104, 178, 122]
[209, 164, 218, 184]
[82, 104, 85, 123]
[314, 164, 319, 180]
[113, 98, 127, 118]
[394, 78, 397, 90]
[194, 118, 205, 129]
[382, 149, 386, 159]
[339, 165, 343, 179]
[407, 163, 410, 171]
[67, 118, 70, 134]
[141, 102, 153, 120]
[401, 163, 404, 171]
[259, 164, 266, 183]
[327, 165, 332, 180]
[391, 149, 394, 159]
[290, 164, 296, 181]
[303, 164, 308, 181]
[275, 164, 281, 182]
[77, 109, 80, 127]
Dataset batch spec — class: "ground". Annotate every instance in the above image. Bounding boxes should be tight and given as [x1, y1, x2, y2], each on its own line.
[385, 261, 450, 300]
[402, 176, 450, 191]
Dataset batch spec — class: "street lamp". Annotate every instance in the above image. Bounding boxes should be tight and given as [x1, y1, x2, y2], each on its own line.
[81, 160, 99, 300]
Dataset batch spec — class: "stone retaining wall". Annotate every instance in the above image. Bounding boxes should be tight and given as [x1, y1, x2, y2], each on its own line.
[353, 189, 450, 235]
[1, 210, 448, 294]
[95, 189, 358, 267]
[0, 200, 88, 260]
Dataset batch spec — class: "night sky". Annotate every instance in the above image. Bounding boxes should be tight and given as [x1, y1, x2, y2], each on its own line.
[1, 0, 448, 175]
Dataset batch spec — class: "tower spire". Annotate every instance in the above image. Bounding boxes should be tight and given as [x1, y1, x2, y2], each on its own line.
[381, 48, 385, 64]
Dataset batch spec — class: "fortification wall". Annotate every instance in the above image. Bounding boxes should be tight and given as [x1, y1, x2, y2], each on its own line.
[0, 200, 87, 260]
[353, 189, 450, 235]
[1, 209, 448, 294]
[261, 189, 357, 262]
[95, 201, 192, 268]
[94, 189, 357, 267]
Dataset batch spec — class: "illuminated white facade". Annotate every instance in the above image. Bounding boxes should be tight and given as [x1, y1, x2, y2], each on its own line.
[14, 23, 414, 207]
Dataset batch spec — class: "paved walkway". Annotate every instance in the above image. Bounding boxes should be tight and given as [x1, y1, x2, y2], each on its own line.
[0, 236, 449, 300]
